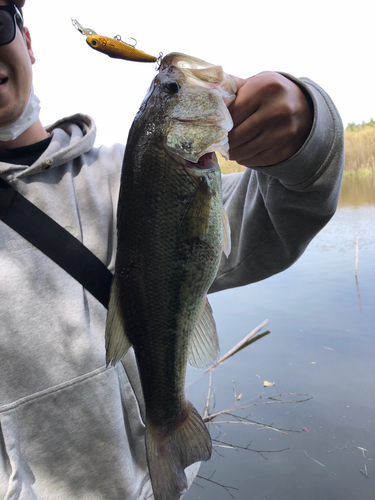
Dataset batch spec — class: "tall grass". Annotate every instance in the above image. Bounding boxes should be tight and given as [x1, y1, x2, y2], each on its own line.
[344, 120, 375, 175]
[218, 157, 245, 174]
[219, 120, 375, 176]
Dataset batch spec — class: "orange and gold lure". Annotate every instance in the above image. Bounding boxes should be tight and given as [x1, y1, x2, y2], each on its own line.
[72, 19, 157, 63]
[86, 34, 157, 62]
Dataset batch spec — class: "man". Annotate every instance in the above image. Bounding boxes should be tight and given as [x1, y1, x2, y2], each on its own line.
[0, 0, 344, 498]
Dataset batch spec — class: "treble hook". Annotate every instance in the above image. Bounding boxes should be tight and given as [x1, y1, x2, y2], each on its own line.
[155, 52, 163, 71]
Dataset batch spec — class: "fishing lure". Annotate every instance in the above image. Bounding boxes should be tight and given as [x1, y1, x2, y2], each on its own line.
[71, 19, 157, 63]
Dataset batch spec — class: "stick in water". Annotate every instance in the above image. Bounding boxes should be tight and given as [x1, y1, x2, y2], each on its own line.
[205, 319, 270, 372]
[355, 236, 362, 312]
[355, 236, 359, 277]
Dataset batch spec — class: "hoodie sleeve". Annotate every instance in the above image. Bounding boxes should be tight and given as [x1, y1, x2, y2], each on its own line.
[210, 75, 344, 293]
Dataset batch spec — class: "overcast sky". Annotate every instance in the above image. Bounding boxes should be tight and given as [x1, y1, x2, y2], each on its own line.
[24, 0, 373, 146]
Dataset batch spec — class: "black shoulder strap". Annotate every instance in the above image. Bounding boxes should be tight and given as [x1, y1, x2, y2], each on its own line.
[0, 178, 113, 309]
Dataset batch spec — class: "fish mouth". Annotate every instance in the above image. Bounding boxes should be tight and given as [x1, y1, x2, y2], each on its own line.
[165, 128, 229, 173]
[184, 152, 219, 175]
[167, 149, 219, 175]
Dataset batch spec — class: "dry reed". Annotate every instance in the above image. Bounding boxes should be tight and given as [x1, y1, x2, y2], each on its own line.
[344, 124, 375, 175]
[218, 122, 375, 176]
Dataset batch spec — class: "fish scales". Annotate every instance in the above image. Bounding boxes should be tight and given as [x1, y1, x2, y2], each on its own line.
[117, 144, 221, 425]
[105, 53, 236, 500]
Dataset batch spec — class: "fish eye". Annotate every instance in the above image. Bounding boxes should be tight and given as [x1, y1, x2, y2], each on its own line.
[164, 80, 180, 94]
[91, 39, 98, 47]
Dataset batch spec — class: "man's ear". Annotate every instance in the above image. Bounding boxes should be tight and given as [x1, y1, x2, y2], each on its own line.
[23, 27, 36, 64]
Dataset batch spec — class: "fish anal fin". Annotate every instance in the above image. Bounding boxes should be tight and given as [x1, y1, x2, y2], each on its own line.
[146, 401, 211, 500]
[188, 297, 220, 369]
[105, 276, 131, 366]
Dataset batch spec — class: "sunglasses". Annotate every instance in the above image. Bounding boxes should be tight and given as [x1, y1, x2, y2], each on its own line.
[0, 4, 23, 48]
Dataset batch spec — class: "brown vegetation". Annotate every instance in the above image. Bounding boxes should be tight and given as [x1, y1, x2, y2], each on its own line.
[344, 120, 375, 175]
[219, 120, 375, 177]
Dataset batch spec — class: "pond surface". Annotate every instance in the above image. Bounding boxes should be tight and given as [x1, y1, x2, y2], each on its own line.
[184, 176, 375, 500]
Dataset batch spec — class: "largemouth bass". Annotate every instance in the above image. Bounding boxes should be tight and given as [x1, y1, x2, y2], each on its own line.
[105, 52, 236, 500]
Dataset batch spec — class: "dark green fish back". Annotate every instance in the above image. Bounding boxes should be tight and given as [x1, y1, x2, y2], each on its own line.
[115, 128, 222, 425]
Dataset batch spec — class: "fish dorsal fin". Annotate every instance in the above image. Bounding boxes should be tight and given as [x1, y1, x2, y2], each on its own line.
[222, 208, 231, 257]
[188, 297, 220, 369]
[105, 276, 131, 366]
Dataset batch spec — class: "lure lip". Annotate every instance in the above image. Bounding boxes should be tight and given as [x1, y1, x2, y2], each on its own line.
[71, 18, 97, 36]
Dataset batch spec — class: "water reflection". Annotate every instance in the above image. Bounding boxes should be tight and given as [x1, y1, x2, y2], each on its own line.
[339, 174, 375, 207]
[184, 174, 375, 500]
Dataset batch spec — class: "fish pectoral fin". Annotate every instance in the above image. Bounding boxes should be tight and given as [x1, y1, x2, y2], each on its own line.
[222, 208, 231, 257]
[105, 276, 131, 366]
[188, 297, 220, 369]
[146, 400, 211, 500]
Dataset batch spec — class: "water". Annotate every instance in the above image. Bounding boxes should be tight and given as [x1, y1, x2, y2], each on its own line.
[184, 176, 375, 500]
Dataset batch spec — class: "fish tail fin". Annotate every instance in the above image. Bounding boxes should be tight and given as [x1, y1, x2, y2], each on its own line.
[146, 401, 211, 500]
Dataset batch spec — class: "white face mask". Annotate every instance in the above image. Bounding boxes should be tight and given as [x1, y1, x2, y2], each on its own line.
[0, 87, 41, 142]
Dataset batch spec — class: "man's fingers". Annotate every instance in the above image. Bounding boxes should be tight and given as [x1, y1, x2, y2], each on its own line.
[228, 112, 262, 150]
[229, 130, 270, 164]
[230, 124, 303, 167]
[227, 71, 313, 167]
[228, 78, 261, 127]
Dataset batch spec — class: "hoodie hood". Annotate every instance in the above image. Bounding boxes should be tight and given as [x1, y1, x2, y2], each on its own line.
[0, 113, 96, 180]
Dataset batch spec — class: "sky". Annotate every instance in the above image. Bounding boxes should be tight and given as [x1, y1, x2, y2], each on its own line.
[24, 0, 374, 147]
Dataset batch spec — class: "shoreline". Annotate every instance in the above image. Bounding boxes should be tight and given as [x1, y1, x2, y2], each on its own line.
[343, 167, 375, 178]
[219, 158, 375, 178]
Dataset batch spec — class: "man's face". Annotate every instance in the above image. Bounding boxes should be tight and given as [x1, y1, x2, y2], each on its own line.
[0, 0, 35, 128]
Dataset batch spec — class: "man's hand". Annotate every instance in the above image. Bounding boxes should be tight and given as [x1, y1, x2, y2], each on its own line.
[228, 72, 313, 167]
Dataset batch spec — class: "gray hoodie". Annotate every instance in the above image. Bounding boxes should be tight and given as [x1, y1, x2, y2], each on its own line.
[0, 76, 343, 499]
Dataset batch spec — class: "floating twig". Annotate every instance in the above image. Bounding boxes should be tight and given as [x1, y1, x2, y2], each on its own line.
[196, 472, 239, 499]
[360, 464, 369, 478]
[186, 320, 270, 390]
[267, 393, 313, 404]
[209, 419, 289, 434]
[232, 380, 242, 401]
[205, 319, 270, 372]
[357, 446, 369, 458]
[214, 438, 290, 460]
[203, 370, 213, 419]
[326, 440, 350, 454]
[203, 392, 312, 424]
[303, 450, 325, 467]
